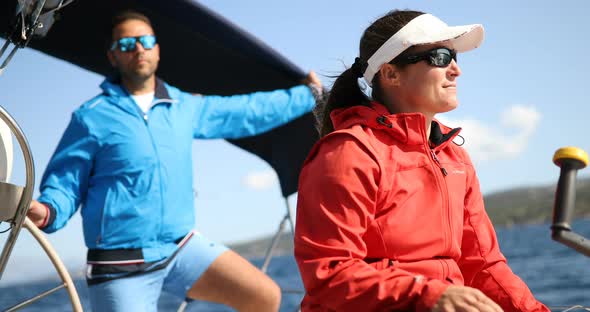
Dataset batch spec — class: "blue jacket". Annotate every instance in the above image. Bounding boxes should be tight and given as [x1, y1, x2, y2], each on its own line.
[38, 78, 315, 262]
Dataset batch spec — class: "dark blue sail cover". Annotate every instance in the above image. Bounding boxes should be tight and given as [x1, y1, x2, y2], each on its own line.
[0, 0, 318, 196]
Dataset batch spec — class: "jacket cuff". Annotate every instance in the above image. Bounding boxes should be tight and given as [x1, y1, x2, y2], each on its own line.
[415, 279, 449, 312]
[38, 189, 70, 233]
[38, 202, 57, 230]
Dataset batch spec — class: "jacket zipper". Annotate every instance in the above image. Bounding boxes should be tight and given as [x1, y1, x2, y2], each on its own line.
[428, 147, 452, 255]
[134, 97, 176, 246]
[141, 99, 171, 121]
[430, 149, 448, 176]
[142, 105, 167, 246]
[427, 123, 461, 257]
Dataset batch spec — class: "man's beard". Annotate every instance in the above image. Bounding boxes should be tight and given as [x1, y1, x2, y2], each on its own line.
[121, 65, 156, 83]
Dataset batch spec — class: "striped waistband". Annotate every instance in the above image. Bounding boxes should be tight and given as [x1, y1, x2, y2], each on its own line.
[87, 231, 194, 265]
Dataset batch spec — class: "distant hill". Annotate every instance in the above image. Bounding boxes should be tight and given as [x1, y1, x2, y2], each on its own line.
[484, 177, 590, 226]
[230, 177, 590, 258]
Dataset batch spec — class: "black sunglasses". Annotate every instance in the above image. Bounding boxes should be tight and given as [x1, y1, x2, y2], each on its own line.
[395, 47, 457, 67]
[110, 35, 157, 52]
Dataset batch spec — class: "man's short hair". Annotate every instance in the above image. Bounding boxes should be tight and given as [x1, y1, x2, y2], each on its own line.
[111, 10, 153, 35]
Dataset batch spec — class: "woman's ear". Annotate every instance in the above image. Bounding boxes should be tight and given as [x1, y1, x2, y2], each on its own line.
[378, 63, 401, 88]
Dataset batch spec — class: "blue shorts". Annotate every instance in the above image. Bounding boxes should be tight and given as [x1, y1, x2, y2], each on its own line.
[87, 232, 228, 312]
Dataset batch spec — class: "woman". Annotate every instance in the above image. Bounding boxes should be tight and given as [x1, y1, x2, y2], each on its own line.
[294, 10, 549, 312]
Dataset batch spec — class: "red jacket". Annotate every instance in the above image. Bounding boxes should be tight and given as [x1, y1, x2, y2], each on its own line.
[294, 102, 549, 312]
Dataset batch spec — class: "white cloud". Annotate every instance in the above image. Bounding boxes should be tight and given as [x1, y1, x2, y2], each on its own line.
[438, 105, 541, 163]
[242, 169, 278, 190]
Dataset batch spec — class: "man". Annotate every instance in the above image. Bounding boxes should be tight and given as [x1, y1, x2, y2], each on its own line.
[26, 10, 321, 312]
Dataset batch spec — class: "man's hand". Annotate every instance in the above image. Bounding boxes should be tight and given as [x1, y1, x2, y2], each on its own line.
[303, 71, 322, 89]
[302, 71, 325, 105]
[302, 71, 322, 90]
[28, 200, 49, 228]
[432, 285, 503, 312]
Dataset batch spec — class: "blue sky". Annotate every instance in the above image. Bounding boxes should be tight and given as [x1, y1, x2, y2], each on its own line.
[1, 0, 590, 283]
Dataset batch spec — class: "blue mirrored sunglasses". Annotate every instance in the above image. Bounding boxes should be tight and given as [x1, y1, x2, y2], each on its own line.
[111, 35, 157, 52]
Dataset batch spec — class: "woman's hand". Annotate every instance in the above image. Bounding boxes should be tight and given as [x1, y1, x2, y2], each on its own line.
[432, 285, 503, 312]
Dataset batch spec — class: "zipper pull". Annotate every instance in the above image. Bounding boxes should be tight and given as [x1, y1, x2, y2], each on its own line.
[430, 149, 448, 176]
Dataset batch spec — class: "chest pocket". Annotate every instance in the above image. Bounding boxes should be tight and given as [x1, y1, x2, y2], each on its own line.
[437, 155, 467, 205]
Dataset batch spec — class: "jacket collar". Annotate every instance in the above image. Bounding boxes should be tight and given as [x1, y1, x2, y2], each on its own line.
[99, 76, 175, 116]
[330, 102, 461, 149]
[100, 76, 174, 101]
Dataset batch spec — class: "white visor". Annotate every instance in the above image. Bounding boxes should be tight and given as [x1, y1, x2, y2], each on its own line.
[363, 13, 484, 85]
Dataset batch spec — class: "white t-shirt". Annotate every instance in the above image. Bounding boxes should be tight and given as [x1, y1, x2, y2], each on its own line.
[131, 92, 155, 113]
